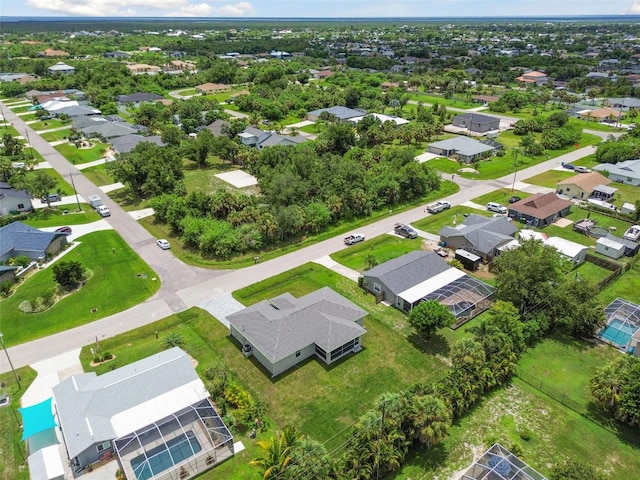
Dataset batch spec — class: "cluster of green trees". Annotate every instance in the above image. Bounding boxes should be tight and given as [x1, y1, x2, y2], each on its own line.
[595, 125, 640, 164]
[513, 112, 581, 152]
[591, 355, 640, 427]
[147, 141, 440, 258]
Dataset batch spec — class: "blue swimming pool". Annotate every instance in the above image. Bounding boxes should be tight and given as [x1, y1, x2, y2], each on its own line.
[131, 431, 202, 480]
[599, 318, 638, 348]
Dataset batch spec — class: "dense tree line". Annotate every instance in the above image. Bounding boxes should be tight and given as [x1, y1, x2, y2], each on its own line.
[595, 126, 640, 164]
[591, 355, 640, 427]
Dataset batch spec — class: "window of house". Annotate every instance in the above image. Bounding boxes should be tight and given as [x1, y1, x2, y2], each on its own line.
[96, 441, 111, 453]
[373, 283, 381, 293]
[295, 350, 300, 357]
[17, 203, 24, 209]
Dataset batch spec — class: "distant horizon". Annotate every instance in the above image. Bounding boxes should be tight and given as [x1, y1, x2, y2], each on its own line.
[2, 14, 640, 21]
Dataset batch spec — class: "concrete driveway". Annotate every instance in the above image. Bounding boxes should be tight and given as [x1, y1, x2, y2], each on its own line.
[38, 219, 113, 242]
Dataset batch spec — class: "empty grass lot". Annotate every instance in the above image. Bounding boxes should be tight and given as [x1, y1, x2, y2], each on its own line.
[472, 188, 532, 206]
[55, 142, 109, 164]
[29, 118, 69, 131]
[0, 231, 159, 347]
[82, 163, 114, 186]
[23, 204, 101, 227]
[330, 234, 425, 271]
[524, 169, 577, 188]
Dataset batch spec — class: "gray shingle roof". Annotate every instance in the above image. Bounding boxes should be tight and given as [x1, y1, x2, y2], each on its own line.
[0, 182, 31, 201]
[364, 251, 451, 295]
[454, 112, 500, 124]
[594, 159, 640, 179]
[52, 348, 202, 459]
[440, 214, 517, 256]
[110, 134, 164, 154]
[227, 287, 367, 363]
[0, 222, 65, 261]
[429, 136, 496, 156]
[81, 122, 137, 138]
[54, 105, 101, 117]
[308, 106, 367, 120]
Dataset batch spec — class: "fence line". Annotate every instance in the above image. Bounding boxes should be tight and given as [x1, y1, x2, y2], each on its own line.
[513, 368, 621, 436]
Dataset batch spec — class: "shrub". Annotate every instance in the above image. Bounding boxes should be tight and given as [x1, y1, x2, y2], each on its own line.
[0, 281, 13, 297]
[519, 428, 532, 441]
[18, 300, 33, 313]
[9, 255, 31, 267]
[161, 331, 185, 350]
[53, 261, 84, 290]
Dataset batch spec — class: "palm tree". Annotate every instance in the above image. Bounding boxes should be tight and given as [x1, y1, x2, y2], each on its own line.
[591, 364, 623, 411]
[250, 426, 298, 480]
[404, 394, 451, 448]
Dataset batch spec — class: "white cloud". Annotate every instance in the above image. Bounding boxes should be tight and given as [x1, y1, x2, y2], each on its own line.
[26, 0, 189, 16]
[167, 1, 255, 16]
[625, 2, 640, 13]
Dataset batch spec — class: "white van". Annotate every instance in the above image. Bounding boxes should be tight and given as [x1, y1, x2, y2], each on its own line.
[487, 202, 507, 214]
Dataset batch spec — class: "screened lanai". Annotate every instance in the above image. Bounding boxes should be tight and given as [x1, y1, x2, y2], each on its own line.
[458, 443, 547, 480]
[114, 399, 233, 480]
[598, 297, 640, 349]
[400, 273, 495, 327]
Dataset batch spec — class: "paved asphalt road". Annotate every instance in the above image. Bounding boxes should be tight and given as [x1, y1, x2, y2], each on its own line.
[0, 100, 608, 372]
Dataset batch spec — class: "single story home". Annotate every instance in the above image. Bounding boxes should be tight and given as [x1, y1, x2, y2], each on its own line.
[227, 287, 367, 377]
[362, 251, 495, 323]
[0, 182, 32, 216]
[556, 172, 615, 200]
[47, 62, 74, 74]
[606, 97, 640, 110]
[544, 236, 587, 266]
[238, 127, 306, 150]
[427, 136, 496, 163]
[195, 83, 231, 94]
[52, 347, 234, 478]
[115, 92, 164, 107]
[81, 121, 137, 139]
[110, 134, 164, 154]
[594, 159, 640, 186]
[204, 119, 232, 137]
[307, 106, 366, 122]
[508, 192, 573, 228]
[0, 222, 67, 262]
[452, 113, 500, 133]
[439, 214, 517, 261]
[595, 236, 626, 259]
[53, 105, 102, 117]
[579, 107, 624, 122]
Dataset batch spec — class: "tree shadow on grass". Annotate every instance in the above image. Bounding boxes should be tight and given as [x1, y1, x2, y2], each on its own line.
[585, 401, 640, 449]
[400, 441, 449, 474]
[548, 330, 602, 353]
[408, 332, 450, 357]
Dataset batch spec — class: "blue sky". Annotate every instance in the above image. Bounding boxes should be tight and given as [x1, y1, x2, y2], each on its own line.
[2, 0, 640, 18]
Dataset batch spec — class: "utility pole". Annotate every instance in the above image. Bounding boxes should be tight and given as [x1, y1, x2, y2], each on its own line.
[0, 332, 21, 390]
[68, 172, 82, 212]
[511, 148, 519, 192]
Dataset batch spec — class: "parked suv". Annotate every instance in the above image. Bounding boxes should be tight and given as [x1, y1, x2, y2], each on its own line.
[41, 193, 61, 203]
[394, 223, 418, 239]
[487, 202, 507, 214]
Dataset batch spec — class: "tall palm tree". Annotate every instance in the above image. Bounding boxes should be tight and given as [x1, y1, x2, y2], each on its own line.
[404, 394, 451, 448]
[591, 364, 623, 411]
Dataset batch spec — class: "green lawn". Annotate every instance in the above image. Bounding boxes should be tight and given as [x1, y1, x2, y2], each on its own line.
[54, 142, 109, 164]
[393, 379, 640, 480]
[407, 92, 478, 110]
[573, 261, 616, 284]
[412, 205, 493, 234]
[0, 230, 159, 347]
[82, 163, 114, 186]
[29, 118, 69, 131]
[524, 169, 576, 188]
[9, 104, 34, 113]
[518, 334, 620, 405]
[600, 258, 640, 305]
[23, 204, 101, 227]
[472, 188, 531, 206]
[330, 235, 424, 271]
[35, 168, 72, 195]
[40, 127, 72, 142]
[0, 367, 37, 480]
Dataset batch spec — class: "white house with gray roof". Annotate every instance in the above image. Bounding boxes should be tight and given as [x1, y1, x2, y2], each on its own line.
[594, 159, 640, 186]
[307, 105, 367, 122]
[52, 347, 233, 479]
[227, 287, 367, 377]
[0, 182, 32, 216]
[427, 136, 496, 163]
[362, 251, 495, 324]
[439, 214, 517, 261]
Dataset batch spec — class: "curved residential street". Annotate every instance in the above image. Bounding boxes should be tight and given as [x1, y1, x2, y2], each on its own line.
[0, 100, 607, 372]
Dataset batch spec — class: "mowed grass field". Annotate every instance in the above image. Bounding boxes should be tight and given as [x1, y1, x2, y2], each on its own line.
[0, 231, 159, 346]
